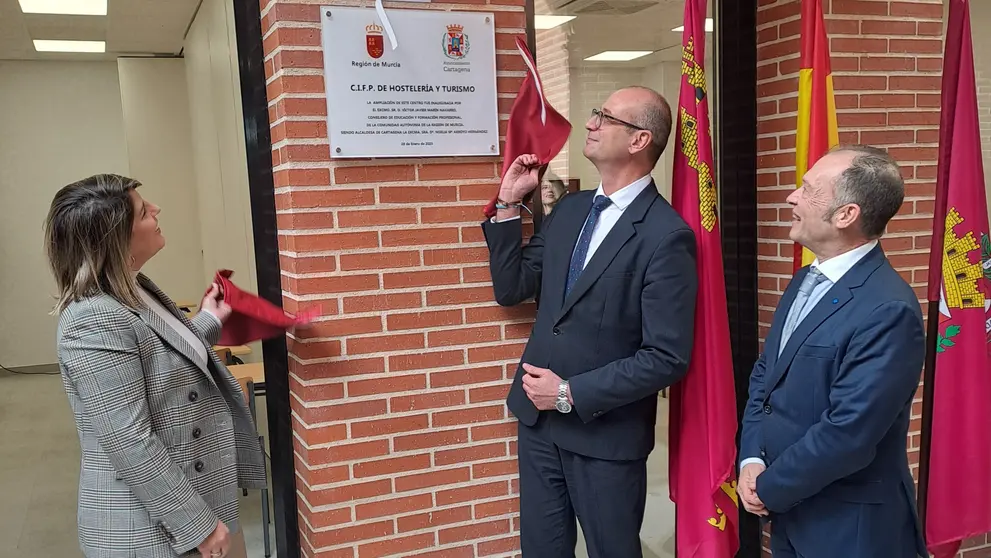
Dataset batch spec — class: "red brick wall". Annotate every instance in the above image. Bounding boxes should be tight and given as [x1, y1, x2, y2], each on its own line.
[755, 0, 991, 555]
[261, 1, 531, 556]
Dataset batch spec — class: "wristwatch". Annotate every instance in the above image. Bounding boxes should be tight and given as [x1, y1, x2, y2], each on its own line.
[555, 380, 572, 413]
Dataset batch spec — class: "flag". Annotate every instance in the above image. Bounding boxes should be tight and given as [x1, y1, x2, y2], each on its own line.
[792, 0, 839, 272]
[923, 1, 991, 556]
[483, 36, 571, 218]
[208, 269, 318, 346]
[668, 0, 739, 556]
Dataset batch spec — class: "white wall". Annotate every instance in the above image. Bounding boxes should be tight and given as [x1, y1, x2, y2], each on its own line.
[0, 61, 131, 368]
[0, 59, 211, 368]
[118, 58, 205, 301]
[185, 0, 261, 361]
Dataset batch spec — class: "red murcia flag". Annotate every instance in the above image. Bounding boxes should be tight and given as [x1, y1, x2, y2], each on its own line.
[923, 1, 991, 556]
[366, 22, 384, 59]
[668, 0, 739, 556]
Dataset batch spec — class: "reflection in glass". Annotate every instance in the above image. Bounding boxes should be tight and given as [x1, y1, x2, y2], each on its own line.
[531, 0, 717, 556]
[541, 174, 568, 215]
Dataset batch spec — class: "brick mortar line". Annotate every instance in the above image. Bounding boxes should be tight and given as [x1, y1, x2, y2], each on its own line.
[290, 370, 511, 389]
[287, 351, 519, 368]
[293, 448, 517, 479]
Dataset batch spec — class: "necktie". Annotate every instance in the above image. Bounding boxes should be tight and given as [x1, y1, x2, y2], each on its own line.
[565, 195, 613, 296]
[778, 268, 827, 355]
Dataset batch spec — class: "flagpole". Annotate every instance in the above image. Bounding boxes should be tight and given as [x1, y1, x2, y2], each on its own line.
[917, 300, 940, 531]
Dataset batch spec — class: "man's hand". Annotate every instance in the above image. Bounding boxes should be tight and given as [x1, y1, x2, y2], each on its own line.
[198, 520, 230, 558]
[738, 463, 769, 517]
[499, 154, 541, 203]
[521, 363, 567, 411]
[199, 283, 232, 325]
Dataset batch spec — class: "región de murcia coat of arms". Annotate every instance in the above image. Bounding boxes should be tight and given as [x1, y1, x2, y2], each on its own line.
[443, 24, 469, 59]
[366, 22, 384, 59]
[936, 208, 991, 351]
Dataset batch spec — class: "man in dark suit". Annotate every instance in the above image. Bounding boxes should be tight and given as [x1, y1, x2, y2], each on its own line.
[482, 86, 698, 557]
[738, 145, 927, 557]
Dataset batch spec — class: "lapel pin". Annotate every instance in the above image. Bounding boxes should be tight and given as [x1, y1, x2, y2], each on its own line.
[832, 298, 838, 304]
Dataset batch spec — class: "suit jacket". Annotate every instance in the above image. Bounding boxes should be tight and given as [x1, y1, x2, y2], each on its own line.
[741, 245, 927, 557]
[57, 274, 266, 558]
[482, 184, 698, 461]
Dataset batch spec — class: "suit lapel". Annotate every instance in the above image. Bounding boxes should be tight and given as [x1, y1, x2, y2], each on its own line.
[555, 185, 658, 323]
[134, 274, 218, 389]
[763, 245, 886, 395]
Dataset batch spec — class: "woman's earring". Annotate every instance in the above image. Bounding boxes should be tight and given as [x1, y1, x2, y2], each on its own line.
[129, 255, 135, 268]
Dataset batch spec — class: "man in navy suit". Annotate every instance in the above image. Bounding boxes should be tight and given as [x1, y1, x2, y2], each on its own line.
[482, 86, 698, 557]
[738, 145, 927, 557]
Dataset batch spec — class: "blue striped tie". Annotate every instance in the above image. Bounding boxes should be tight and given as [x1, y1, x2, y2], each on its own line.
[565, 195, 613, 296]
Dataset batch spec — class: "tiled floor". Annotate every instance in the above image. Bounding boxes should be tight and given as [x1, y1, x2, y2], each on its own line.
[0, 370, 672, 558]
[0, 369, 276, 557]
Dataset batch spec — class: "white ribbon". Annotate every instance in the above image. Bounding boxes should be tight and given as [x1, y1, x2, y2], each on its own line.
[375, 0, 398, 50]
[516, 38, 545, 125]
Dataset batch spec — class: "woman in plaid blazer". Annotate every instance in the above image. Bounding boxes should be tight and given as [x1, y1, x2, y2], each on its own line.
[44, 174, 267, 558]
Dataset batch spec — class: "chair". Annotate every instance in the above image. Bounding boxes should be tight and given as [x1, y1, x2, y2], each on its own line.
[228, 363, 271, 558]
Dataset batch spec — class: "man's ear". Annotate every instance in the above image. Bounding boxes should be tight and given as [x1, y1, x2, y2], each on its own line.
[832, 203, 862, 231]
[629, 130, 652, 155]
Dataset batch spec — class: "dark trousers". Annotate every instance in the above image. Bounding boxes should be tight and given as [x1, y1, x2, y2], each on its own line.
[518, 416, 648, 558]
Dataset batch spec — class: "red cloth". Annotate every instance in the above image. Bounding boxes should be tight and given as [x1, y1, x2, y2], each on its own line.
[668, 1, 739, 556]
[924, 1, 991, 555]
[207, 269, 318, 346]
[483, 36, 571, 218]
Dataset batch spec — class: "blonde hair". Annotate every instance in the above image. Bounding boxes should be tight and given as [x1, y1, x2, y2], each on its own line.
[44, 174, 143, 314]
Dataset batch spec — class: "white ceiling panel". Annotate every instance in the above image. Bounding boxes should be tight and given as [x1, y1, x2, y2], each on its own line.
[0, 0, 200, 60]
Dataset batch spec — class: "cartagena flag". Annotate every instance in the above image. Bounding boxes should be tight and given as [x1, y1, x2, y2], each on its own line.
[668, 0, 739, 556]
[923, 1, 991, 556]
[793, 0, 839, 271]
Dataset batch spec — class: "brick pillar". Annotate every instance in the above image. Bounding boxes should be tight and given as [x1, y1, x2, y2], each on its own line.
[753, 0, 991, 555]
[261, 1, 531, 556]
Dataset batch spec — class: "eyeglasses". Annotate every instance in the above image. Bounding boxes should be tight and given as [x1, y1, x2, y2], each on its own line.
[590, 108, 646, 131]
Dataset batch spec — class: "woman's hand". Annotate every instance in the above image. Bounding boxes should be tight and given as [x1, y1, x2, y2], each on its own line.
[198, 520, 230, 558]
[200, 283, 232, 325]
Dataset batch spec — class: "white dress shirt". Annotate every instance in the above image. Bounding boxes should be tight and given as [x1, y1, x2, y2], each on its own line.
[741, 239, 879, 470]
[572, 175, 653, 269]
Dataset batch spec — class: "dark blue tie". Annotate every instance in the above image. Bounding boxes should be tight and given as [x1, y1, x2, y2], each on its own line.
[566, 195, 613, 296]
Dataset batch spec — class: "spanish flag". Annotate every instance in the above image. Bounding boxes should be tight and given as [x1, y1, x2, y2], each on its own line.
[793, 0, 838, 271]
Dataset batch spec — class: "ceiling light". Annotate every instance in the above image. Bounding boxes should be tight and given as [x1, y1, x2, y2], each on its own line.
[672, 17, 714, 32]
[584, 51, 653, 62]
[33, 40, 106, 53]
[534, 15, 576, 30]
[18, 0, 107, 16]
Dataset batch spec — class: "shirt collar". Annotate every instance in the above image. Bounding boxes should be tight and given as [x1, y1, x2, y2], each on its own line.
[594, 175, 653, 210]
[811, 240, 878, 283]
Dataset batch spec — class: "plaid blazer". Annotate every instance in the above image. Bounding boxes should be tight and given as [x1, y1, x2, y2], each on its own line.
[57, 274, 266, 557]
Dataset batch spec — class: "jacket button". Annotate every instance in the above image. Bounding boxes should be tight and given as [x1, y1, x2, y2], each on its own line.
[188, 391, 199, 402]
[192, 428, 201, 439]
[194, 461, 204, 472]
[760, 449, 766, 458]
[552, 327, 561, 335]
[763, 404, 772, 415]
[593, 411, 602, 417]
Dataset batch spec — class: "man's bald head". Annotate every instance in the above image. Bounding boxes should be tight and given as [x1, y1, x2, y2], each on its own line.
[623, 86, 673, 164]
